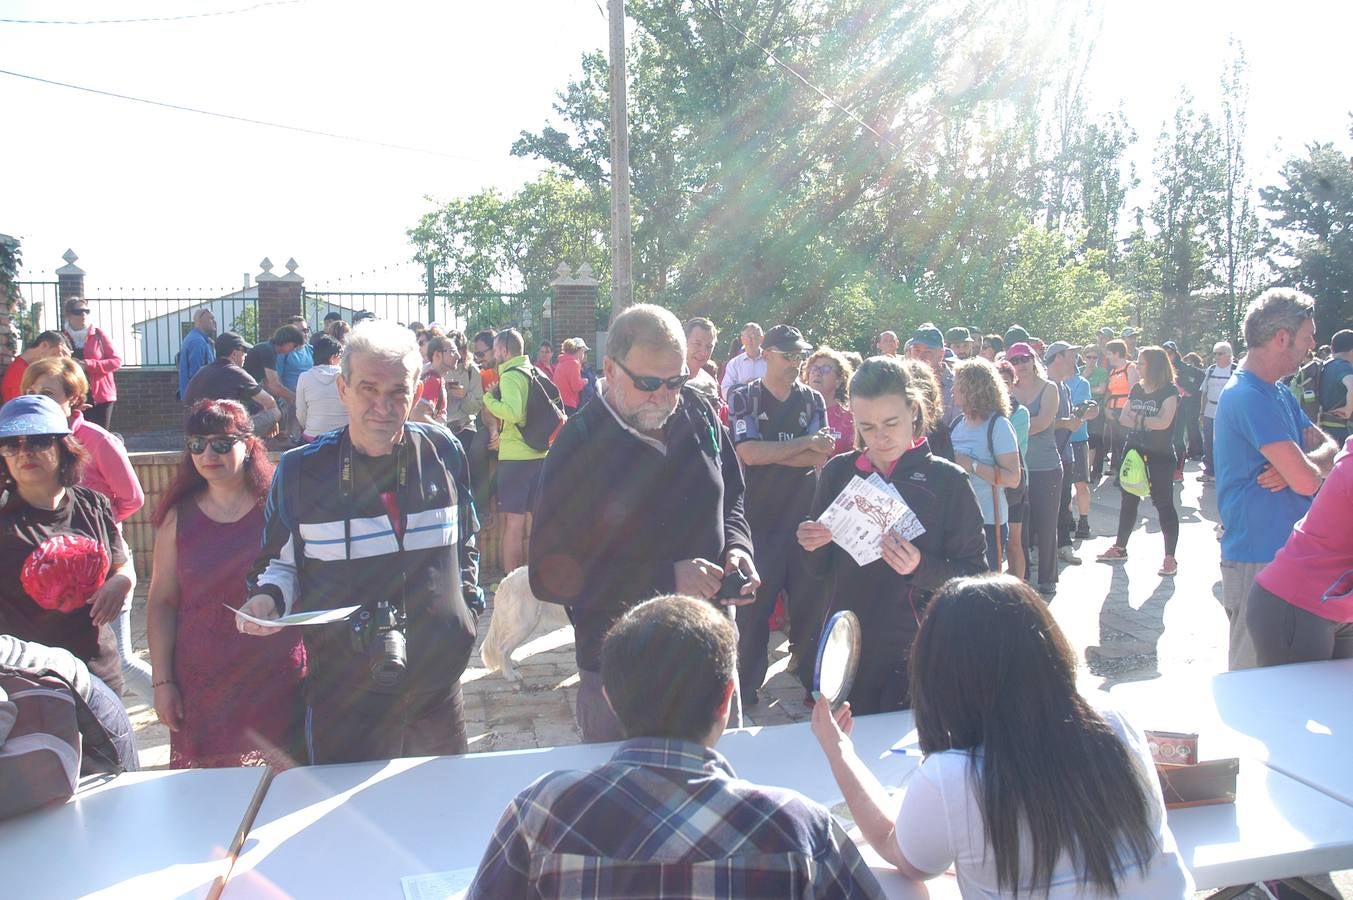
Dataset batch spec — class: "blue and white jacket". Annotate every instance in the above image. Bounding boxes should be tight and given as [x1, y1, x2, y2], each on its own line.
[247, 423, 482, 705]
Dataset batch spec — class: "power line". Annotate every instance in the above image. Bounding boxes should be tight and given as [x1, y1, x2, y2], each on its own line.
[685, 0, 899, 152]
[0, 67, 493, 162]
[0, 1, 300, 25]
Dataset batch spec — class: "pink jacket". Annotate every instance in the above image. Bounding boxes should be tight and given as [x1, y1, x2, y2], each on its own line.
[73, 410, 144, 522]
[554, 353, 586, 408]
[64, 326, 121, 404]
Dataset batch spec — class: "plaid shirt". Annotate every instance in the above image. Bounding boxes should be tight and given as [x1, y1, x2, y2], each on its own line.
[467, 738, 885, 899]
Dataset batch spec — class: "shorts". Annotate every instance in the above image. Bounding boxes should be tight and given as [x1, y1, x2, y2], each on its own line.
[496, 458, 544, 514]
[1069, 440, 1089, 483]
[1004, 470, 1028, 522]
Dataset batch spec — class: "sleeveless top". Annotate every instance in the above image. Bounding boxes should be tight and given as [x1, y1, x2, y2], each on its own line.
[170, 497, 305, 769]
[1023, 382, 1062, 472]
[1106, 365, 1133, 411]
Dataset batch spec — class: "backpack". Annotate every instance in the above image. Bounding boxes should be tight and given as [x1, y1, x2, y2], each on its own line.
[1291, 359, 1325, 421]
[0, 666, 123, 819]
[504, 365, 567, 452]
[1119, 449, 1151, 499]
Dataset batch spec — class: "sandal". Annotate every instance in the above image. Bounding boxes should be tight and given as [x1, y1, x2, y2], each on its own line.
[1158, 557, 1178, 577]
[1096, 546, 1128, 562]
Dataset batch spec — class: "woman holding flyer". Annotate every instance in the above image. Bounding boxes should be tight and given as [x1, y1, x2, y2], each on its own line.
[146, 400, 305, 768]
[798, 356, 986, 715]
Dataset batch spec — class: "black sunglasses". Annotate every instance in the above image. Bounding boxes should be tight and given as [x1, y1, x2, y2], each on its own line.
[613, 358, 690, 393]
[68, 308, 90, 316]
[0, 434, 60, 456]
[187, 435, 245, 455]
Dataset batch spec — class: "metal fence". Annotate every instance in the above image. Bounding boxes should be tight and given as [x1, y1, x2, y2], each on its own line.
[15, 282, 253, 367]
[303, 290, 541, 335]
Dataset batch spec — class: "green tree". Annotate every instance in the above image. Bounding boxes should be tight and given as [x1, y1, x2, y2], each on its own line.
[1216, 42, 1266, 345]
[1260, 128, 1353, 342]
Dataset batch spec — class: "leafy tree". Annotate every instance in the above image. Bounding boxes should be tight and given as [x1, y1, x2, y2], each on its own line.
[1260, 127, 1353, 342]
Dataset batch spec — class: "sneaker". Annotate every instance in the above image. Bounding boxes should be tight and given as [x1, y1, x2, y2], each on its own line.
[1075, 518, 1091, 539]
[1037, 583, 1057, 597]
[1158, 556, 1178, 576]
[1096, 545, 1128, 562]
[1057, 546, 1082, 565]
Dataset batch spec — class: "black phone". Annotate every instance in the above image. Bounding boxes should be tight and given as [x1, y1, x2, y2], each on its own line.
[716, 568, 751, 601]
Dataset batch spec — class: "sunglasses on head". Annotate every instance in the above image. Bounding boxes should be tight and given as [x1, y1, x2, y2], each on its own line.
[613, 358, 690, 393]
[187, 435, 244, 455]
[0, 434, 60, 456]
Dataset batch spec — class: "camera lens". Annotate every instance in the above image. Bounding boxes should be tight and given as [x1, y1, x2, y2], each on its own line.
[370, 628, 407, 689]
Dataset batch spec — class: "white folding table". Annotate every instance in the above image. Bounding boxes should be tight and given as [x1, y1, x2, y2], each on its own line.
[0, 766, 271, 900]
[222, 712, 918, 898]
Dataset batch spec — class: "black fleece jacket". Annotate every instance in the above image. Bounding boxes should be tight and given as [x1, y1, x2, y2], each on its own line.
[529, 387, 753, 672]
[804, 442, 987, 664]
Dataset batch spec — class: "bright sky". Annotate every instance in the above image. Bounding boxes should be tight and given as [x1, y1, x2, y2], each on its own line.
[3, 0, 1350, 294]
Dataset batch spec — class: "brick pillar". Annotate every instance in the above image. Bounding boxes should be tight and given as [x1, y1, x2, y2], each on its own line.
[255, 257, 304, 340]
[549, 262, 599, 355]
[56, 248, 86, 309]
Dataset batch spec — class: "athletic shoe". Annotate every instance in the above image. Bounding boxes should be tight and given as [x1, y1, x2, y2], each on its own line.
[1158, 556, 1178, 576]
[1075, 518, 1091, 539]
[1037, 583, 1057, 597]
[1097, 545, 1128, 562]
[1057, 546, 1082, 565]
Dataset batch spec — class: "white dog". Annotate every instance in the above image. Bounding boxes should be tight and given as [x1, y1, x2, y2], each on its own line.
[480, 566, 572, 683]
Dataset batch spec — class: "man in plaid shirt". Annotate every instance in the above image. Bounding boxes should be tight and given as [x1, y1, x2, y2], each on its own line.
[467, 595, 884, 899]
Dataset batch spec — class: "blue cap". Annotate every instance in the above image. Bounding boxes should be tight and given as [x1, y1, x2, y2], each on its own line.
[911, 325, 944, 349]
[0, 395, 72, 437]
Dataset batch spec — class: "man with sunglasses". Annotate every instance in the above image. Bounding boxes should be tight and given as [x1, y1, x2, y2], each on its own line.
[728, 324, 833, 705]
[530, 304, 759, 742]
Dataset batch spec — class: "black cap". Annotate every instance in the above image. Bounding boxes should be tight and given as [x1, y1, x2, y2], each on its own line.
[323, 311, 343, 323]
[762, 324, 813, 353]
[215, 331, 251, 355]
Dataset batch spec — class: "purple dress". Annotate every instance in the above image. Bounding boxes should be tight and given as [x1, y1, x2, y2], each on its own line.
[170, 499, 306, 769]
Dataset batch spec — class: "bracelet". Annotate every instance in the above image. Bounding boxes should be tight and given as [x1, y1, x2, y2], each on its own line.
[152, 678, 175, 688]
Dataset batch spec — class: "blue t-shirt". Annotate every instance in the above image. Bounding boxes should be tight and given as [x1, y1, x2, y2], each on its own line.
[1320, 358, 1353, 415]
[1065, 375, 1091, 442]
[278, 343, 314, 392]
[951, 414, 1018, 526]
[1215, 368, 1314, 563]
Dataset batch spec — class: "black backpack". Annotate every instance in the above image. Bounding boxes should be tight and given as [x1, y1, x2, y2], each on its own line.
[504, 366, 567, 451]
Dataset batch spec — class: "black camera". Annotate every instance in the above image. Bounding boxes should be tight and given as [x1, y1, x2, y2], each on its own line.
[1073, 400, 1096, 417]
[716, 568, 751, 602]
[348, 600, 407, 689]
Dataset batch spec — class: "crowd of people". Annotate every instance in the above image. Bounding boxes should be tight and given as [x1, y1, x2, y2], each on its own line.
[1, 285, 1350, 896]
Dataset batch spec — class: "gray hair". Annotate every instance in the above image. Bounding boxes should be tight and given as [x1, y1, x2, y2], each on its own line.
[1243, 288, 1314, 349]
[1212, 340, 1233, 354]
[192, 307, 214, 325]
[608, 304, 685, 364]
[340, 320, 421, 383]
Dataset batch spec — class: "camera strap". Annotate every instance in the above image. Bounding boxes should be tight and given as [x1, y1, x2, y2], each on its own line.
[338, 430, 410, 559]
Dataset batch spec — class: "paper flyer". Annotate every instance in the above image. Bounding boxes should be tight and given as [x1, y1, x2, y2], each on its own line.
[401, 868, 476, 900]
[819, 477, 915, 566]
[227, 604, 362, 628]
[865, 474, 926, 541]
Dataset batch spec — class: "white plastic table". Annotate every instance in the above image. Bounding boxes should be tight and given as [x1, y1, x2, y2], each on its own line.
[223, 712, 918, 898]
[1110, 658, 1353, 805]
[0, 766, 271, 900]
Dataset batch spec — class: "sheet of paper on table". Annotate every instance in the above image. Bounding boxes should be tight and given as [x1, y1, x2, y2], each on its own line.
[227, 604, 362, 628]
[401, 867, 477, 900]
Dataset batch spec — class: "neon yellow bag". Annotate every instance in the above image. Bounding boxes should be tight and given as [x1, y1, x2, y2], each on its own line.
[1119, 448, 1150, 498]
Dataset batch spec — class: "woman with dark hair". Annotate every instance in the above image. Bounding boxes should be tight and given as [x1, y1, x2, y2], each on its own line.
[797, 356, 986, 714]
[146, 400, 305, 768]
[294, 334, 347, 441]
[0, 395, 135, 695]
[802, 347, 855, 454]
[23, 355, 149, 695]
[1097, 346, 1181, 576]
[813, 574, 1192, 897]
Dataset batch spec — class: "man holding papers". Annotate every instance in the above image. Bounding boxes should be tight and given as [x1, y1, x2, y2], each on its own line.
[798, 356, 986, 715]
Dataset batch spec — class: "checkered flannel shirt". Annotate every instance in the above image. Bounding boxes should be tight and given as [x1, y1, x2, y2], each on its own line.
[467, 737, 885, 899]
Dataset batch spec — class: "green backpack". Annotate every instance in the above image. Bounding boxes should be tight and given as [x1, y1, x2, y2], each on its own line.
[1119, 448, 1150, 498]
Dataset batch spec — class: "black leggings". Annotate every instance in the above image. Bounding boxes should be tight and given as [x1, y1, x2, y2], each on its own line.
[1115, 448, 1179, 555]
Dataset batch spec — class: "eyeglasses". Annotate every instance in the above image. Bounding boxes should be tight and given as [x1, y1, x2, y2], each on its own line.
[613, 358, 690, 393]
[187, 435, 244, 455]
[0, 435, 60, 456]
[1009, 355, 1034, 364]
[807, 364, 836, 377]
[767, 349, 804, 363]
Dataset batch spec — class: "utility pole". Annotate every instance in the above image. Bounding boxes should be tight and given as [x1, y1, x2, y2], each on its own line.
[607, 0, 633, 323]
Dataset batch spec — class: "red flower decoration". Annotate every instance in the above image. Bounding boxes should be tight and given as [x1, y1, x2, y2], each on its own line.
[21, 533, 110, 613]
